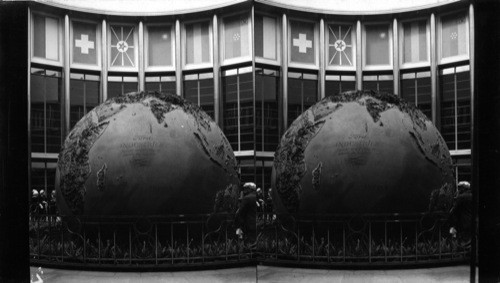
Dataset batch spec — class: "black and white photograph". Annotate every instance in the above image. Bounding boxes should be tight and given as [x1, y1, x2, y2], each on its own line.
[1, 0, 499, 282]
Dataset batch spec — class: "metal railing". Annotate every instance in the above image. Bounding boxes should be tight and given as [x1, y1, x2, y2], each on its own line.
[29, 213, 254, 270]
[256, 212, 470, 268]
[29, 212, 470, 270]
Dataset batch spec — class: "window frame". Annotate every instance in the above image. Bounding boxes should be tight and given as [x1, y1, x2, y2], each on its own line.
[70, 18, 102, 71]
[362, 21, 393, 71]
[30, 11, 64, 67]
[398, 17, 431, 70]
[220, 12, 253, 66]
[254, 12, 281, 66]
[438, 64, 471, 154]
[437, 11, 470, 65]
[288, 17, 320, 70]
[144, 23, 176, 72]
[107, 22, 139, 72]
[325, 21, 357, 71]
[181, 18, 214, 70]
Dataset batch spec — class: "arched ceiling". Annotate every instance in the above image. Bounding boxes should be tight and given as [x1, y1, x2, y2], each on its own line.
[37, 0, 462, 16]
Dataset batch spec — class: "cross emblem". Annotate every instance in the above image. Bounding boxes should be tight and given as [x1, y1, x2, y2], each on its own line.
[450, 32, 458, 40]
[293, 33, 312, 53]
[75, 34, 94, 54]
[233, 33, 240, 41]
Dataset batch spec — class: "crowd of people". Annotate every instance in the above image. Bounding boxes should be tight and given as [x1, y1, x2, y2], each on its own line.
[30, 189, 56, 215]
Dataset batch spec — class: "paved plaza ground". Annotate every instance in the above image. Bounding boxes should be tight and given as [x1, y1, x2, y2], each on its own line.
[30, 265, 472, 283]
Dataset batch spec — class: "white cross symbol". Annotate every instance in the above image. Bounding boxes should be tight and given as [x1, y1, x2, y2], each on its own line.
[293, 33, 312, 54]
[75, 34, 94, 54]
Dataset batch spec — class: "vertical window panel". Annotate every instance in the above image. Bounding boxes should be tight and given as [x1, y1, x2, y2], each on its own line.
[33, 14, 59, 61]
[402, 20, 428, 64]
[401, 71, 432, 120]
[183, 73, 214, 119]
[70, 73, 101, 128]
[327, 24, 354, 67]
[365, 24, 391, 66]
[255, 15, 278, 61]
[185, 21, 211, 65]
[73, 21, 98, 65]
[30, 68, 62, 153]
[224, 15, 250, 60]
[109, 25, 136, 68]
[287, 72, 318, 126]
[256, 68, 280, 152]
[441, 14, 468, 59]
[439, 66, 471, 151]
[222, 67, 254, 151]
[290, 20, 315, 65]
[147, 25, 173, 67]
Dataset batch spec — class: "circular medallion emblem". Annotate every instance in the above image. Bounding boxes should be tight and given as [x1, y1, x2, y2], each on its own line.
[117, 41, 129, 53]
[334, 40, 346, 52]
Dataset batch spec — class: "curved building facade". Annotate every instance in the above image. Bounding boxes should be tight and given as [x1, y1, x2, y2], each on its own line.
[28, 0, 473, 195]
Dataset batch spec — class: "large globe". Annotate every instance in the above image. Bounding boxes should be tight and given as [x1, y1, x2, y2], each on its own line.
[272, 90, 454, 215]
[56, 92, 240, 216]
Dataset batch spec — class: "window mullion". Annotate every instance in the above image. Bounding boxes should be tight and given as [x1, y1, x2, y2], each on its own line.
[83, 79, 87, 114]
[43, 74, 47, 154]
[454, 70, 458, 151]
[198, 79, 201, 106]
[237, 73, 241, 152]
[414, 73, 418, 106]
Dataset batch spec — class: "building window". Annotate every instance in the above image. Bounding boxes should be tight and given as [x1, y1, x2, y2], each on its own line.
[401, 20, 428, 66]
[32, 13, 62, 65]
[400, 71, 432, 120]
[255, 67, 280, 152]
[326, 23, 355, 68]
[30, 67, 62, 154]
[289, 19, 317, 66]
[255, 14, 279, 63]
[71, 20, 100, 68]
[325, 73, 356, 95]
[108, 24, 138, 69]
[239, 159, 256, 184]
[183, 20, 212, 68]
[222, 66, 254, 151]
[183, 72, 215, 119]
[70, 72, 100, 128]
[287, 71, 318, 126]
[145, 74, 176, 95]
[439, 65, 471, 151]
[222, 14, 251, 63]
[439, 13, 468, 62]
[362, 74, 393, 93]
[363, 23, 392, 68]
[145, 24, 175, 69]
[107, 75, 138, 99]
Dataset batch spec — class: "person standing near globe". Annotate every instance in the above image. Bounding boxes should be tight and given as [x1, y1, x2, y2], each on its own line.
[235, 182, 257, 243]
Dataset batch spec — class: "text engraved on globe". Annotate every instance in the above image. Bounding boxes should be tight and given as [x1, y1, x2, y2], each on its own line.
[119, 134, 162, 167]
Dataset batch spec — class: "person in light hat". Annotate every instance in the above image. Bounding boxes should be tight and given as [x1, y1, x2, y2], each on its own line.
[449, 181, 472, 247]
